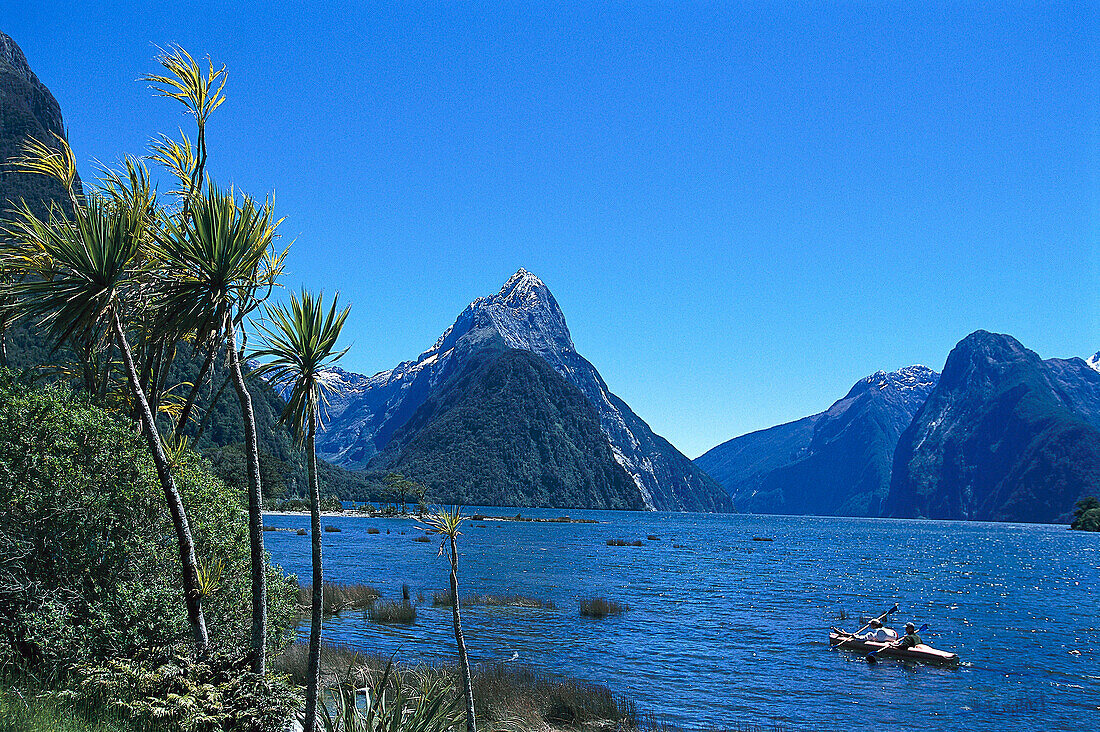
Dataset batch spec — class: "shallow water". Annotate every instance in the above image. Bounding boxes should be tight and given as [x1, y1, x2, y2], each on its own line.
[263, 510, 1099, 731]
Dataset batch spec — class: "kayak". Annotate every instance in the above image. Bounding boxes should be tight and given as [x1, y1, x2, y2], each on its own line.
[829, 629, 960, 665]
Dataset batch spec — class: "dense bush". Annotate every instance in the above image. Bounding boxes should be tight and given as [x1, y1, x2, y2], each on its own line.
[0, 374, 298, 676]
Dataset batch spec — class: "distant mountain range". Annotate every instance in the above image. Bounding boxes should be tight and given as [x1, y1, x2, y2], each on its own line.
[698, 332, 1100, 524]
[697, 366, 938, 516]
[315, 269, 732, 512]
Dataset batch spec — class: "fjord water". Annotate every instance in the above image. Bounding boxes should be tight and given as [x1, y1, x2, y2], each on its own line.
[263, 511, 1098, 731]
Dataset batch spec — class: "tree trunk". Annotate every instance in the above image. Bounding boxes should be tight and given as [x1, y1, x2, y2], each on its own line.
[450, 535, 477, 732]
[111, 311, 209, 653]
[302, 415, 324, 732]
[175, 331, 220, 437]
[224, 313, 267, 675]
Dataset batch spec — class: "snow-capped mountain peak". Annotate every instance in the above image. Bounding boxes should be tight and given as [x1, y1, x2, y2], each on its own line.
[1088, 351, 1100, 373]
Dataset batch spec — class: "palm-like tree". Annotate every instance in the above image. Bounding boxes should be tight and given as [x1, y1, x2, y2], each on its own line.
[251, 290, 350, 732]
[0, 168, 210, 653]
[420, 506, 477, 732]
[152, 184, 284, 674]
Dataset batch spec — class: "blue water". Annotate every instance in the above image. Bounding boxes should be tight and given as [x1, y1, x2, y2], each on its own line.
[263, 510, 1099, 732]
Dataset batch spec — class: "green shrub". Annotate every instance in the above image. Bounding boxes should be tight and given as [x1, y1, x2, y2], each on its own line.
[67, 647, 299, 732]
[0, 374, 298, 676]
[319, 661, 463, 732]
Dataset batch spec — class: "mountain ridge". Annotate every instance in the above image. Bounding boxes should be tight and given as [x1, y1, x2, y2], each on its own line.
[696, 365, 938, 516]
[885, 330, 1100, 523]
[316, 269, 732, 512]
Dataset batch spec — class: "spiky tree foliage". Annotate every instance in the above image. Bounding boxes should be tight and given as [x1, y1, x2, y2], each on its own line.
[152, 184, 285, 674]
[252, 290, 350, 732]
[0, 147, 210, 653]
[419, 506, 477, 732]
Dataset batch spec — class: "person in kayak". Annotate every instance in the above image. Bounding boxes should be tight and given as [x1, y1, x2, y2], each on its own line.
[896, 622, 923, 649]
[858, 618, 899, 643]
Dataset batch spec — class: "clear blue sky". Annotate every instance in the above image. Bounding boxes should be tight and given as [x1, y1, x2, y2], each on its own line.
[7, 2, 1098, 457]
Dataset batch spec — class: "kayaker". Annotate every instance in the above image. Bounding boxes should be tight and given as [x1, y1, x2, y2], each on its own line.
[857, 619, 898, 643]
[896, 622, 923, 650]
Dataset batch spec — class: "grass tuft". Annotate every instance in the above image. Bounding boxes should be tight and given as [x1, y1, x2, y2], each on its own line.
[368, 600, 416, 624]
[431, 592, 555, 609]
[299, 581, 380, 616]
[579, 597, 628, 619]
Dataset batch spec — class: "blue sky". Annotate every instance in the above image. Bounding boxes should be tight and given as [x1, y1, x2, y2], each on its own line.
[7, 2, 1098, 457]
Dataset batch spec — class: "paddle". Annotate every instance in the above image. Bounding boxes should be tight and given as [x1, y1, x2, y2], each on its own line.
[833, 603, 899, 651]
[865, 623, 929, 664]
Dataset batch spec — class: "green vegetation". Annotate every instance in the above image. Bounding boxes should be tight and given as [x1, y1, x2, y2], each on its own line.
[1071, 497, 1100, 531]
[0, 374, 298, 675]
[579, 598, 629, 619]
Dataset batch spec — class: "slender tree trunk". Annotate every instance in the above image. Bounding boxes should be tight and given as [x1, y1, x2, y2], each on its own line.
[224, 313, 267, 674]
[1, 330, 7, 368]
[111, 311, 209, 653]
[449, 535, 476, 732]
[303, 415, 324, 732]
[176, 330, 220, 437]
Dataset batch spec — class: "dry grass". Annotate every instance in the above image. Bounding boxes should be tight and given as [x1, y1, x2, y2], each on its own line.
[473, 663, 636, 729]
[273, 644, 642, 730]
[579, 597, 628, 619]
[368, 600, 416, 624]
[298, 581, 381, 616]
[431, 592, 556, 609]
